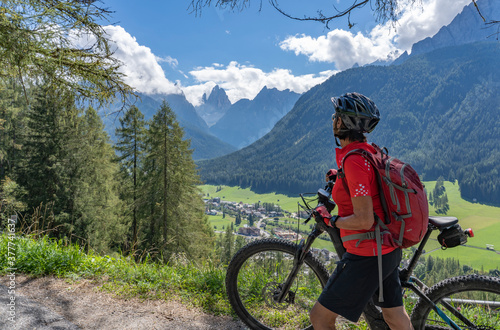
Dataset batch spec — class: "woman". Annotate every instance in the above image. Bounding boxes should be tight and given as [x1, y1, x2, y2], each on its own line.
[309, 93, 413, 330]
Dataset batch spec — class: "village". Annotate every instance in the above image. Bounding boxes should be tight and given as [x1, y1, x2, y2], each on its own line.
[204, 197, 337, 262]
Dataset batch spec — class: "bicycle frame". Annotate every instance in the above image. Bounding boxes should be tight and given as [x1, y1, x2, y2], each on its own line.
[291, 198, 471, 330]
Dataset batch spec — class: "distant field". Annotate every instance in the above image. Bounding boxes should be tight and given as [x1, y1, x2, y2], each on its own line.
[200, 182, 500, 271]
[199, 185, 302, 213]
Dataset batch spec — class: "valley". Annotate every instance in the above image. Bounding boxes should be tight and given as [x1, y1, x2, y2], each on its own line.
[200, 182, 500, 271]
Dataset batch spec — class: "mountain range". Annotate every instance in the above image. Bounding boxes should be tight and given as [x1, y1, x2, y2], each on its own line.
[198, 40, 500, 205]
[394, 0, 500, 64]
[103, 85, 301, 160]
[197, 0, 500, 205]
[208, 87, 301, 149]
[195, 85, 232, 127]
[101, 92, 236, 160]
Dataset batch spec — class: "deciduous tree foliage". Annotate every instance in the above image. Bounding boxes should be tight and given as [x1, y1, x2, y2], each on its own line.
[0, 0, 134, 105]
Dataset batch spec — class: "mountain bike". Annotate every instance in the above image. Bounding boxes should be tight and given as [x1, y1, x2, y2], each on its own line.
[225, 182, 500, 330]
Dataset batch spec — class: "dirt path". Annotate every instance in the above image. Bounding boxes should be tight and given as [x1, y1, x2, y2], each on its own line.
[0, 275, 246, 329]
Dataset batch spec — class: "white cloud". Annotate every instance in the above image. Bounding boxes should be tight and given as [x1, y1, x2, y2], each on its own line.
[279, 0, 470, 69]
[186, 61, 337, 104]
[393, 0, 470, 50]
[280, 29, 398, 70]
[104, 25, 181, 95]
[182, 81, 217, 106]
[155, 55, 179, 69]
[99, 26, 336, 106]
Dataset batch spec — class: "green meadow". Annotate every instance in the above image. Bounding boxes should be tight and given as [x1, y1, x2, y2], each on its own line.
[200, 181, 500, 271]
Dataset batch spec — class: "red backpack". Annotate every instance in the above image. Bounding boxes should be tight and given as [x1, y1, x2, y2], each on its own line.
[338, 143, 429, 302]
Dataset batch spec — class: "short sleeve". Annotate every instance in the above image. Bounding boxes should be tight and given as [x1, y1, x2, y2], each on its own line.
[343, 154, 374, 198]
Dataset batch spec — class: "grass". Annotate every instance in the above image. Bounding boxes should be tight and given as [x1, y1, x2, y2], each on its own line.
[424, 180, 500, 271]
[1, 229, 495, 330]
[207, 214, 234, 231]
[0, 233, 370, 329]
[1, 182, 494, 329]
[200, 185, 303, 213]
[0, 234, 232, 316]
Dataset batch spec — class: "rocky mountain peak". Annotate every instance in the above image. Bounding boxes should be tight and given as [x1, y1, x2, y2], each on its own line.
[394, 0, 500, 65]
[205, 85, 231, 109]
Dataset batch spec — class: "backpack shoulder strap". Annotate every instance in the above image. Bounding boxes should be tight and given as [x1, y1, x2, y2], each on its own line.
[338, 148, 368, 194]
[341, 145, 393, 225]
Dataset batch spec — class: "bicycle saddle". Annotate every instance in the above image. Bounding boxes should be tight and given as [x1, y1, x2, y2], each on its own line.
[428, 216, 458, 229]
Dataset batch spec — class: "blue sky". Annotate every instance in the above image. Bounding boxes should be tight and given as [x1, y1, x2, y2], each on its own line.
[99, 0, 471, 106]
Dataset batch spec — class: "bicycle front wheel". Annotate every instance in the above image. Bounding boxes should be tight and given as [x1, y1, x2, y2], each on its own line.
[226, 238, 330, 330]
[411, 275, 500, 330]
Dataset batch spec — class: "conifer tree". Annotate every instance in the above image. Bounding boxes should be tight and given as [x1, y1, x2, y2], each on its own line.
[73, 106, 125, 253]
[1, 0, 133, 104]
[0, 80, 27, 181]
[17, 87, 78, 225]
[115, 105, 146, 249]
[17, 86, 125, 252]
[222, 224, 234, 264]
[142, 101, 213, 260]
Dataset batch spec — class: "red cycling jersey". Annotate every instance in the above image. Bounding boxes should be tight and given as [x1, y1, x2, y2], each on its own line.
[332, 141, 396, 256]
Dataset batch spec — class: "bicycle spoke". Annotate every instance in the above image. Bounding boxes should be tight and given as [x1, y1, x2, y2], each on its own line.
[235, 250, 324, 329]
[425, 289, 500, 329]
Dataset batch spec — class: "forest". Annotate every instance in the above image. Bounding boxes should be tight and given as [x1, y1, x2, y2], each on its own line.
[0, 83, 214, 260]
[0, 0, 213, 260]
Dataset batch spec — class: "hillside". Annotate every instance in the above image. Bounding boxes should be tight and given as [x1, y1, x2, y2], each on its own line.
[209, 87, 301, 149]
[394, 0, 500, 64]
[200, 181, 500, 271]
[102, 92, 236, 160]
[198, 41, 500, 204]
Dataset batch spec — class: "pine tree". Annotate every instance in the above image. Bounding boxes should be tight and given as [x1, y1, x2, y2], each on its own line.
[248, 213, 254, 227]
[0, 81, 27, 224]
[115, 105, 146, 249]
[0, 80, 27, 182]
[73, 106, 125, 253]
[17, 87, 77, 224]
[1, 0, 133, 104]
[16, 87, 125, 252]
[141, 101, 213, 260]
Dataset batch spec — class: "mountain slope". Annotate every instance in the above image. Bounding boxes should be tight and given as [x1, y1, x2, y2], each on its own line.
[198, 42, 500, 204]
[102, 93, 236, 160]
[210, 87, 301, 148]
[394, 0, 500, 64]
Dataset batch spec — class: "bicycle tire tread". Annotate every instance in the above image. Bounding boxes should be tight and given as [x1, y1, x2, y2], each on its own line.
[410, 274, 500, 330]
[225, 238, 330, 330]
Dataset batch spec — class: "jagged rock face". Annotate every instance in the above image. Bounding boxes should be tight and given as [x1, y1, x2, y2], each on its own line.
[209, 86, 301, 149]
[196, 86, 232, 127]
[410, 0, 500, 57]
[207, 85, 231, 109]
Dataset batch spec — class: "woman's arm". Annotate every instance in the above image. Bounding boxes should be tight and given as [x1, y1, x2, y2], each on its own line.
[334, 196, 374, 231]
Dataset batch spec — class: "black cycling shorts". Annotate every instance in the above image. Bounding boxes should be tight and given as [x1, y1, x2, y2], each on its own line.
[317, 248, 403, 322]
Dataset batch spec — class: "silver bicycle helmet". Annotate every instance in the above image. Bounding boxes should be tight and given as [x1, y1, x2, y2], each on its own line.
[331, 92, 380, 133]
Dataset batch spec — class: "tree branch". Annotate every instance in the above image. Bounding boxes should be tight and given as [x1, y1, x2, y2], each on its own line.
[269, 0, 369, 29]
